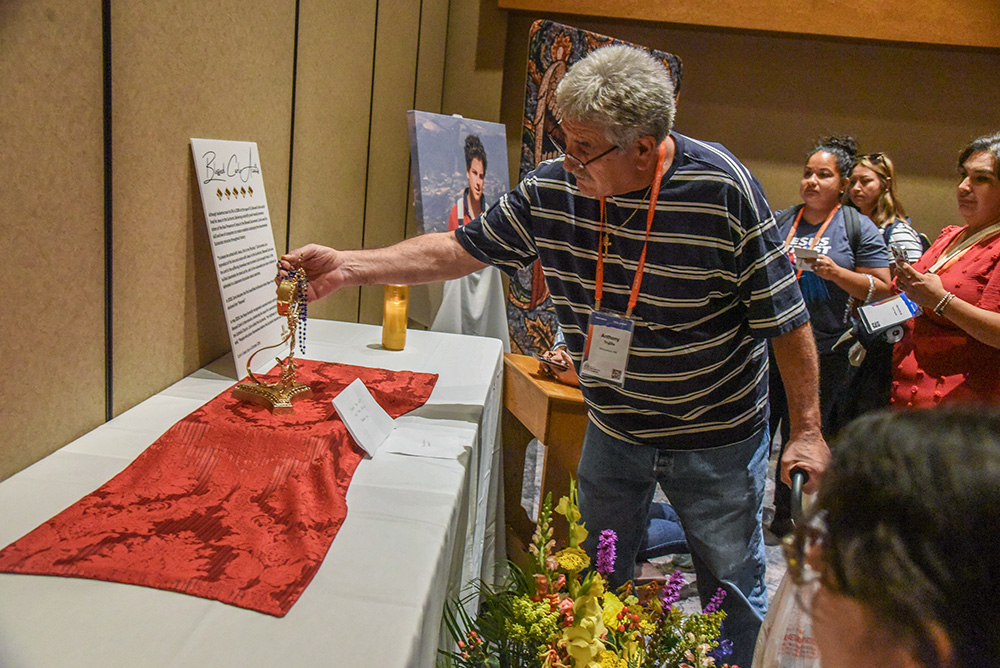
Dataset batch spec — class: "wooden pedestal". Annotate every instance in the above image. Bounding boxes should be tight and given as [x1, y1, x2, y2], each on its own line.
[501, 353, 588, 564]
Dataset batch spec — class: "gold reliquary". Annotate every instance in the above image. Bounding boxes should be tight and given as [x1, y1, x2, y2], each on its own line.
[232, 267, 312, 413]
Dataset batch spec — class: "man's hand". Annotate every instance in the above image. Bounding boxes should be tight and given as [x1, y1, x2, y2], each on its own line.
[538, 347, 578, 387]
[280, 244, 352, 302]
[780, 428, 830, 494]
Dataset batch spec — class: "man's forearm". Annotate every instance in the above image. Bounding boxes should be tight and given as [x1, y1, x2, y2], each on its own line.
[340, 231, 487, 287]
[770, 321, 829, 490]
[770, 322, 823, 438]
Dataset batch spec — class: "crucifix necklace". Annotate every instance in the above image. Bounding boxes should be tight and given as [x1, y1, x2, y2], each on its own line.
[603, 185, 652, 254]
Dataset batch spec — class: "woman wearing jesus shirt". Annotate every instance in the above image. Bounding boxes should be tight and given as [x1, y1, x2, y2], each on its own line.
[768, 137, 891, 538]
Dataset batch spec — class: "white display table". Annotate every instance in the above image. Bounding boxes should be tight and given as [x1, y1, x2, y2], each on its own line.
[0, 320, 504, 668]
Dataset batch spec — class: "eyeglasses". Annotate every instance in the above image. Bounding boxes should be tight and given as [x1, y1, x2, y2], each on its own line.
[549, 133, 621, 170]
[782, 509, 837, 609]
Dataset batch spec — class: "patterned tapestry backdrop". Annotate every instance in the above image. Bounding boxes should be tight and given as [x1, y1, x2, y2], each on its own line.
[507, 20, 683, 355]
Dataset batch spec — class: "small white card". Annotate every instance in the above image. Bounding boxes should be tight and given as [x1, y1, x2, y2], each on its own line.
[381, 425, 467, 460]
[791, 247, 820, 271]
[332, 378, 396, 457]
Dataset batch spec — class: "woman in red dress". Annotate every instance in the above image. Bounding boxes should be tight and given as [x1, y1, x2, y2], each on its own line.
[893, 132, 1000, 408]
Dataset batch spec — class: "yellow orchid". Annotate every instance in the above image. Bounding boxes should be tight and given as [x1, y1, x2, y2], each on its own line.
[554, 479, 588, 548]
[602, 592, 625, 629]
[562, 577, 606, 668]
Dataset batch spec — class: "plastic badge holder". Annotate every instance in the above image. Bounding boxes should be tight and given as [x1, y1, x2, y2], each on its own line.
[857, 293, 921, 334]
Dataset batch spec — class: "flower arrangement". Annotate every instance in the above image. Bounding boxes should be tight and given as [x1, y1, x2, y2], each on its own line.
[440, 480, 737, 668]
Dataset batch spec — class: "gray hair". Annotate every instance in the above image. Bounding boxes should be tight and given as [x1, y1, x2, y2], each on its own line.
[555, 45, 675, 148]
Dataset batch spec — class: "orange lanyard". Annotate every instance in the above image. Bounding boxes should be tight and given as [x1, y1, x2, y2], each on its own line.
[595, 140, 668, 317]
[783, 204, 841, 279]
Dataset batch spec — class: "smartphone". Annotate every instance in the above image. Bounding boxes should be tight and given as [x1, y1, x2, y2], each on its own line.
[890, 244, 908, 265]
[533, 353, 569, 372]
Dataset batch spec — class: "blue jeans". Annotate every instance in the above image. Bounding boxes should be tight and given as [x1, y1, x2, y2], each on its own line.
[637, 502, 688, 561]
[577, 423, 769, 668]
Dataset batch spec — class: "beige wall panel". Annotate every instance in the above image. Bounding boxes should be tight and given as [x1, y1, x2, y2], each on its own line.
[498, 0, 1000, 49]
[501, 13, 1000, 241]
[499, 14, 532, 184]
[357, 0, 424, 325]
[110, 2, 296, 415]
[441, 0, 507, 123]
[414, 0, 451, 117]
[406, 0, 451, 241]
[404, 0, 452, 326]
[0, 3, 105, 480]
[288, 0, 377, 323]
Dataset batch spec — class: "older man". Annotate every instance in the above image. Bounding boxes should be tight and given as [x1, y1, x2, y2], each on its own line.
[283, 45, 828, 666]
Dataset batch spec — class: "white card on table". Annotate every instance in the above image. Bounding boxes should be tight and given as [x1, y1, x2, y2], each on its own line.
[381, 425, 467, 460]
[331, 378, 396, 458]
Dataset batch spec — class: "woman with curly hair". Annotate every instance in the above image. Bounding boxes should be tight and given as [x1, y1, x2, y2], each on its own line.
[768, 136, 893, 538]
[774, 136, 893, 435]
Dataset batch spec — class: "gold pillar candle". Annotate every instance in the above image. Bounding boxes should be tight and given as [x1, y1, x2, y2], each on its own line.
[381, 284, 409, 351]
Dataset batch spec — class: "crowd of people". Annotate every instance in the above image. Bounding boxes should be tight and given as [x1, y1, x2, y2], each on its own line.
[280, 44, 1000, 668]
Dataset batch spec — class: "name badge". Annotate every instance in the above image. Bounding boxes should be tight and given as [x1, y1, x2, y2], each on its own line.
[857, 293, 920, 334]
[580, 310, 634, 386]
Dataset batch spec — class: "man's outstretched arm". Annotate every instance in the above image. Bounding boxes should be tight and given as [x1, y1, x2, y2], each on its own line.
[280, 231, 488, 302]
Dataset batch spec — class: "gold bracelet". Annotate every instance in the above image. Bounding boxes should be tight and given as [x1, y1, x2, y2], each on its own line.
[933, 292, 956, 316]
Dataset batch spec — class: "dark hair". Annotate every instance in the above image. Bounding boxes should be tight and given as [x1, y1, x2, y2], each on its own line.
[816, 408, 1000, 668]
[808, 135, 858, 179]
[957, 131, 1000, 178]
[464, 134, 487, 172]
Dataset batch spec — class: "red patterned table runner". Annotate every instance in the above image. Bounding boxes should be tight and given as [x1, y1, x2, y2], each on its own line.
[0, 359, 437, 617]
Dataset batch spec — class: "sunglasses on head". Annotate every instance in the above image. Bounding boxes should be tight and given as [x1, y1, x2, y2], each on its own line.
[862, 153, 888, 168]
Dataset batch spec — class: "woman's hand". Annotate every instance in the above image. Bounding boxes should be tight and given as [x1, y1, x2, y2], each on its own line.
[807, 256, 893, 301]
[894, 257, 1000, 349]
[893, 259, 947, 310]
[804, 253, 842, 281]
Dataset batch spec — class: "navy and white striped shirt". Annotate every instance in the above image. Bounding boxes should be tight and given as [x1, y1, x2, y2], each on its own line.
[457, 132, 808, 449]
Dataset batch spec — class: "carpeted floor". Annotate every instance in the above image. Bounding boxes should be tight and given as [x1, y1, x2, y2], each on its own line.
[518, 439, 789, 614]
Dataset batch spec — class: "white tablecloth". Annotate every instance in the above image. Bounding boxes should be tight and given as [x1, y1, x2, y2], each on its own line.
[0, 320, 504, 668]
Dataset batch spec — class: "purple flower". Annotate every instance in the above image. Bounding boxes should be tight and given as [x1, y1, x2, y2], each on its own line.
[709, 637, 733, 662]
[703, 587, 727, 614]
[660, 569, 686, 609]
[596, 529, 617, 576]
